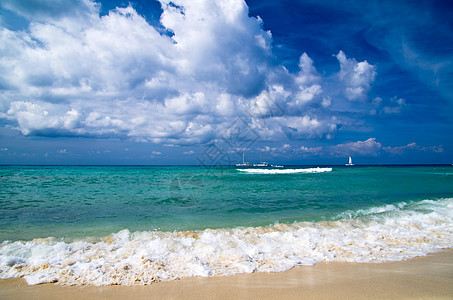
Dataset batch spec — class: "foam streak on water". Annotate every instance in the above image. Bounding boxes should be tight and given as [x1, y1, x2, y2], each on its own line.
[236, 167, 332, 174]
[1, 198, 452, 286]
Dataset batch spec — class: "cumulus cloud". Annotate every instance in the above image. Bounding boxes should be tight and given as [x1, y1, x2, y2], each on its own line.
[6, 101, 81, 136]
[288, 53, 324, 109]
[336, 50, 376, 101]
[0, 0, 381, 146]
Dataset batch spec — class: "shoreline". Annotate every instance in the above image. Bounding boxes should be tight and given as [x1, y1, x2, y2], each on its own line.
[1, 249, 452, 299]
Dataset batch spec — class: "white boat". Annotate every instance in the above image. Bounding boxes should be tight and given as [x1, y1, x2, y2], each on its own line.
[236, 150, 252, 167]
[253, 150, 269, 167]
[236, 149, 284, 168]
[345, 156, 354, 166]
[253, 162, 269, 167]
[236, 162, 252, 167]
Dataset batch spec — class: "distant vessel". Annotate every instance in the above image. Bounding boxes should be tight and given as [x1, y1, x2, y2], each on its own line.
[236, 150, 284, 168]
[236, 150, 252, 167]
[253, 150, 269, 167]
[253, 162, 269, 167]
[345, 156, 354, 166]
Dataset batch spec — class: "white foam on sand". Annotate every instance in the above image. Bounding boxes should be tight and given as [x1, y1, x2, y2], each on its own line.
[1, 198, 452, 286]
[236, 168, 332, 174]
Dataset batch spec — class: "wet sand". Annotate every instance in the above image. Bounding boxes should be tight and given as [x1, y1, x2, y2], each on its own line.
[1, 249, 453, 299]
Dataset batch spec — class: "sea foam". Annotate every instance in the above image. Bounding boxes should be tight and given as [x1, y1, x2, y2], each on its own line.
[1, 198, 452, 286]
[236, 167, 332, 174]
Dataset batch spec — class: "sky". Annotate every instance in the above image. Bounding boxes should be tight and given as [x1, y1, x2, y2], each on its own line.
[0, 0, 452, 165]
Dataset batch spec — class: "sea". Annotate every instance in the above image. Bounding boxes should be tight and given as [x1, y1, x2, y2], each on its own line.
[0, 165, 452, 285]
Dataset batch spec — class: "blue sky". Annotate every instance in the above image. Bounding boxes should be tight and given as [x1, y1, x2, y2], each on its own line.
[0, 0, 452, 165]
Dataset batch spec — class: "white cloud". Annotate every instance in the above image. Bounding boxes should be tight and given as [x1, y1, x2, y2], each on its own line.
[291, 84, 323, 109]
[296, 53, 321, 85]
[329, 138, 382, 156]
[151, 151, 162, 155]
[256, 143, 323, 158]
[299, 145, 323, 154]
[282, 52, 325, 111]
[326, 139, 443, 157]
[254, 138, 443, 159]
[258, 143, 291, 154]
[321, 96, 332, 108]
[383, 142, 416, 155]
[336, 50, 376, 101]
[278, 116, 337, 140]
[6, 101, 81, 135]
[256, 138, 380, 158]
[247, 91, 284, 118]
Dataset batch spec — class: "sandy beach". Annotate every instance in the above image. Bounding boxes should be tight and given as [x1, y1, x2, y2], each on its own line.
[1, 249, 452, 300]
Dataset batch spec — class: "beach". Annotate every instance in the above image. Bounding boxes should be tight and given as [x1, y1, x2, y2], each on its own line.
[1, 249, 452, 299]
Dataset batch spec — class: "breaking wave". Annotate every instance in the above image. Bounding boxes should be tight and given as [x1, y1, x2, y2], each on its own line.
[1, 198, 452, 286]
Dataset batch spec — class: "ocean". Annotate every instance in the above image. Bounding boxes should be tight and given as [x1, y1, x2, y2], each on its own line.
[0, 165, 452, 285]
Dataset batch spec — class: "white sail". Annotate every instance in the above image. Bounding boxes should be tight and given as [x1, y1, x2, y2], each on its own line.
[346, 156, 354, 166]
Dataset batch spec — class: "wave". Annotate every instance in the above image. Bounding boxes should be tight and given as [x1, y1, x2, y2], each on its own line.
[236, 167, 332, 174]
[1, 198, 452, 286]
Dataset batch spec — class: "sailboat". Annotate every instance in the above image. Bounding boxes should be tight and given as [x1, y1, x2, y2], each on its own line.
[253, 150, 269, 167]
[236, 150, 252, 167]
[345, 156, 354, 166]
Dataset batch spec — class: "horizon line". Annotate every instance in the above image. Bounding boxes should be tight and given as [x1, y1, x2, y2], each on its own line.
[0, 164, 452, 167]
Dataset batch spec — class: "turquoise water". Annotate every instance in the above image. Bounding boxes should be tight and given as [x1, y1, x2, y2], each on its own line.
[1, 165, 452, 285]
[1, 165, 452, 241]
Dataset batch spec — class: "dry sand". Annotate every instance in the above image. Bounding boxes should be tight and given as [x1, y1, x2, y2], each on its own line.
[1, 249, 453, 300]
